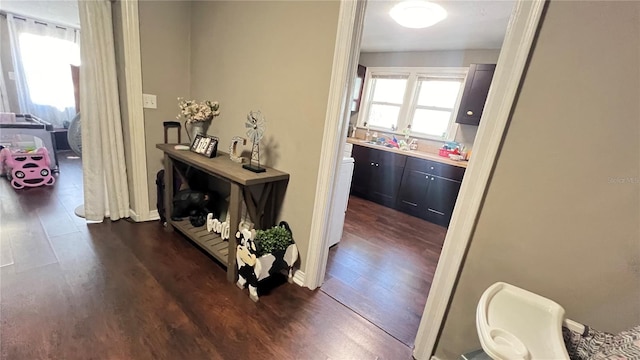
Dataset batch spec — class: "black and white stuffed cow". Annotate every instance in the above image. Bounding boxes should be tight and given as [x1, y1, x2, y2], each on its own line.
[235, 228, 298, 302]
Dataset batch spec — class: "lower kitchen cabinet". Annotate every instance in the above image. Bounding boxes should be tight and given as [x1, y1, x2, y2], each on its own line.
[351, 144, 465, 228]
[397, 157, 464, 227]
[351, 145, 406, 208]
[351, 145, 373, 197]
[423, 175, 462, 227]
[396, 169, 462, 227]
[396, 169, 430, 217]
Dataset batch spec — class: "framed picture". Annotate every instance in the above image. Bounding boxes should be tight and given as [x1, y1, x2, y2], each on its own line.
[190, 134, 218, 158]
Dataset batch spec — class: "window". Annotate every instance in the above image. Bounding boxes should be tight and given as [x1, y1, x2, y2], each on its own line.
[359, 67, 467, 140]
[19, 33, 80, 111]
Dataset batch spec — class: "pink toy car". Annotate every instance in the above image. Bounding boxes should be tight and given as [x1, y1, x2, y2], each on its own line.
[0, 147, 55, 189]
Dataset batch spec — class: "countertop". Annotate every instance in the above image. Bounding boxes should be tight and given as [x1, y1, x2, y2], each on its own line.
[346, 138, 468, 169]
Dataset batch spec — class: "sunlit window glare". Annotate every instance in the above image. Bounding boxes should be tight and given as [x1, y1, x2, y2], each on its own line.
[19, 33, 80, 111]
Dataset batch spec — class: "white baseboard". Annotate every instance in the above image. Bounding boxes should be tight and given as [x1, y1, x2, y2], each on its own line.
[430, 356, 442, 360]
[293, 269, 305, 287]
[128, 209, 160, 222]
[148, 209, 160, 221]
[129, 209, 141, 222]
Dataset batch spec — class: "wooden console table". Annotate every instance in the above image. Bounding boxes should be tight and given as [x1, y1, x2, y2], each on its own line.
[156, 144, 289, 282]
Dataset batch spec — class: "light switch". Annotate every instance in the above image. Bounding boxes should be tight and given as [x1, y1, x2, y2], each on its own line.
[8, 72, 15, 81]
[142, 93, 157, 109]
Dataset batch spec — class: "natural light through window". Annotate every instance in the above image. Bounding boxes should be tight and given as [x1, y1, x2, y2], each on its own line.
[368, 77, 407, 128]
[411, 79, 463, 136]
[19, 33, 80, 111]
[360, 67, 466, 139]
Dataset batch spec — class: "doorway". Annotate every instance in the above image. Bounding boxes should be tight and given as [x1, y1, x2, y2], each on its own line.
[319, 0, 514, 347]
[305, 0, 546, 356]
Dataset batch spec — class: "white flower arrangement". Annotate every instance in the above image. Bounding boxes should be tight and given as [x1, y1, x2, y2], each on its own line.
[177, 98, 221, 124]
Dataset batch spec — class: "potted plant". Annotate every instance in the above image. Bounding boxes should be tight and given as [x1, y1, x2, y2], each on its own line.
[235, 222, 299, 302]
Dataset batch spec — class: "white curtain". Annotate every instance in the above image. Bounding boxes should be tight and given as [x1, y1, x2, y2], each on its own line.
[0, 56, 9, 113]
[7, 14, 79, 128]
[78, 0, 130, 221]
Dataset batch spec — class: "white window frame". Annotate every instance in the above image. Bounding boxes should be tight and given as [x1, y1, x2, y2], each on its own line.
[357, 66, 468, 141]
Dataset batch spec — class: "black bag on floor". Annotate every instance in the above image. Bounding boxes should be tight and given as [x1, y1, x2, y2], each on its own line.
[156, 169, 183, 225]
[156, 121, 183, 225]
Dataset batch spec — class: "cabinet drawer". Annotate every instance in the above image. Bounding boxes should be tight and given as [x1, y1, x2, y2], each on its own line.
[405, 157, 465, 181]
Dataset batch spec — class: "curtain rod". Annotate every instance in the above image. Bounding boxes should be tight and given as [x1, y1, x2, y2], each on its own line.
[0, 10, 80, 31]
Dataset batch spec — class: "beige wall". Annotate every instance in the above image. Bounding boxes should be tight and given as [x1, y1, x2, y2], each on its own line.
[435, 1, 640, 358]
[189, 1, 339, 267]
[0, 15, 20, 112]
[358, 49, 501, 68]
[138, 0, 191, 209]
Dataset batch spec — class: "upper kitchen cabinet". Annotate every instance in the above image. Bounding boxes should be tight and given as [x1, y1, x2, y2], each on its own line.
[455, 64, 496, 126]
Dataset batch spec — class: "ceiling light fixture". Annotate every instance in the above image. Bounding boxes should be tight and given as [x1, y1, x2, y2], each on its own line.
[389, 0, 447, 29]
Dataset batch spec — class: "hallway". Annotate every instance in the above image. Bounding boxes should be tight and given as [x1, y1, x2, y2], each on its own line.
[0, 155, 412, 359]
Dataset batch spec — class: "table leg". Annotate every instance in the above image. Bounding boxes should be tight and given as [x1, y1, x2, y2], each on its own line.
[164, 154, 174, 232]
[227, 183, 242, 282]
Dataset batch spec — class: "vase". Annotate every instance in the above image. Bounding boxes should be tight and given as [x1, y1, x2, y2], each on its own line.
[187, 119, 211, 142]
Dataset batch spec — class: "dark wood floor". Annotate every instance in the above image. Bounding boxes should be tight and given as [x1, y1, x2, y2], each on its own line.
[322, 196, 447, 347]
[0, 153, 413, 359]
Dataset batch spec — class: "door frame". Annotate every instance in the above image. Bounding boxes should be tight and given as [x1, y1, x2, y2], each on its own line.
[305, 0, 546, 358]
[117, 0, 153, 222]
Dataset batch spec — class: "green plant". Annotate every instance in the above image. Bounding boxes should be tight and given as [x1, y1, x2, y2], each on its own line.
[254, 225, 293, 257]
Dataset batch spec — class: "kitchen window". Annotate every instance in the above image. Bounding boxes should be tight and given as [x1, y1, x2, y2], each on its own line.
[358, 67, 467, 140]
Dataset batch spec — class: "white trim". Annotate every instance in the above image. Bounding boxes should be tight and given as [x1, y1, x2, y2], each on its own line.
[430, 356, 443, 360]
[413, 1, 546, 359]
[292, 270, 305, 287]
[0, 56, 9, 112]
[148, 209, 160, 221]
[119, 0, 152, 222]
[358, 67, 468, 140]
[304, 0, 366, 289]
[129, 208, 141, 222]
[305, 0, 545, 357]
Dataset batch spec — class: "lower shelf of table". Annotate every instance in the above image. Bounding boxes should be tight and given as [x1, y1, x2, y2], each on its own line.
[170, 218, 229, 266]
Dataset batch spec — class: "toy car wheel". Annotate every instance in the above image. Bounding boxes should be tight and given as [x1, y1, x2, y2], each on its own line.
[11, 180, 24, 189]
[40, 169, 49, 176]
[14, 171, 25, 179]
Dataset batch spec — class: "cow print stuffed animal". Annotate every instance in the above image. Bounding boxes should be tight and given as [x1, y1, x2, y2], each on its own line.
[235, 227, 298, 302]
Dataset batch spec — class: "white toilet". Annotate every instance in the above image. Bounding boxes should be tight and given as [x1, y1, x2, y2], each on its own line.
[476, 282, 584, 360]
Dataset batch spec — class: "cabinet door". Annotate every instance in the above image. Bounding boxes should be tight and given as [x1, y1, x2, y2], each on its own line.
[456, 64, 496, 126]
[423, 175, 462, 227]
[350, 145, 373, 198]
[369, 150, 406, 207]
[396, 169, 430, 216]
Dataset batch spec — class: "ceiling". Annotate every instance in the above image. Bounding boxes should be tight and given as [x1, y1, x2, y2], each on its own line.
[361, 0, 515, 52]
[0, 0, 79, 27]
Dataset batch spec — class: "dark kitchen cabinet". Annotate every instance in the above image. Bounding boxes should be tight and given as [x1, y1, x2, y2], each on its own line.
[423, 175, 462, 227]
[396, 157, 464, 227]
[351, 145, 373, 197]
[396, 169, 430, 217]
[350, 144, 465, 227]
[350, 145, 406, 207]
[455, 64, 496, 126]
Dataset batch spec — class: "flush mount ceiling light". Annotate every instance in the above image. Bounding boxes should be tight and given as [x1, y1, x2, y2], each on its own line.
[389, 0, 447, 29]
